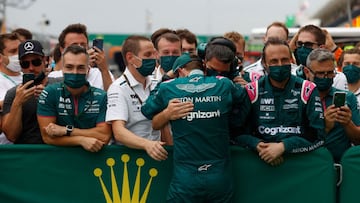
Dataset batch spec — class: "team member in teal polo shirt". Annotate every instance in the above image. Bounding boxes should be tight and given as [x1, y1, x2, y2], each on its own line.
[37, 45, 111, 152]
[142, 52, 246, 203]
[304, 48, 360, 162]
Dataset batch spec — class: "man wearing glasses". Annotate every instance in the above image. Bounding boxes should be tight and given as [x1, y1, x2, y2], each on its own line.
[304, 48, 360, 162]
[2, 40, 47, 144]
[290, 24, 348, 91]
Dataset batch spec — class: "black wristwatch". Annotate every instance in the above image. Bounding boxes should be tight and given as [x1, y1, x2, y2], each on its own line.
[65, 125, 74, 136]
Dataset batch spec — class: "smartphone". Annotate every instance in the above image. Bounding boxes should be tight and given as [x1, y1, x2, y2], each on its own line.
[333, 91, 346, 107]
[92, 38, 103, 51]
[22, 73, 35, 88]
[34, 71, 45, 85]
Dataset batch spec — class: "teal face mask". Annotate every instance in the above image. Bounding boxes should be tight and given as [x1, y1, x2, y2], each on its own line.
[136, 59, 156, 77]
[160, 56, 179, 72]
[269, 64, 291, 82]
[64, 73, 87, 89]
[314, 77, 333, 91]
[294, 47, 313, 66]
[343, 64, 360, 84]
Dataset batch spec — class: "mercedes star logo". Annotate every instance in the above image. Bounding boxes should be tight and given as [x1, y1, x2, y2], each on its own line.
[24, 42, 34, 51]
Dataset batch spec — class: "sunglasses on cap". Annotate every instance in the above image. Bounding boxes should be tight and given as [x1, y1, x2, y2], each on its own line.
[20, 58, 42, 69]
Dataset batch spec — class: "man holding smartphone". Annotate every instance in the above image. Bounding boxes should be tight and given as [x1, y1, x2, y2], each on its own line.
[2, 40, 47, 144]
[304, 48, 360, 162]
[48, 23, 114, 91]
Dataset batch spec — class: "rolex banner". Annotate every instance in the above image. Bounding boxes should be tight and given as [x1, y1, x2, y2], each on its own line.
[0, 145, 335, 203]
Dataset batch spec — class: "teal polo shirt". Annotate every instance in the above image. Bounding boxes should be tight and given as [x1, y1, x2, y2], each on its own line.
[37, 83, 107, 129]
[323, 88, 360, 162]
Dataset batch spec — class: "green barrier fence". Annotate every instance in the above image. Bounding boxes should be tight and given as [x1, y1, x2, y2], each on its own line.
[339, 146, 360, 203]
[0, 145, 336, 203]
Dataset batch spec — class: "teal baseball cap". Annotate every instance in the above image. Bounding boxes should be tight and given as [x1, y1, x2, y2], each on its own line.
[172, 53, 192, 73]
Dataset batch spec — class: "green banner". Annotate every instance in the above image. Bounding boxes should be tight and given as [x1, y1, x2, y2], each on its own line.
[0, 145, 336, 203]
[339, 146, 360, 203]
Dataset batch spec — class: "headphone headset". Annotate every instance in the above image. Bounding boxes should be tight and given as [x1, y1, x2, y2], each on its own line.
[206, 37, 237, 54]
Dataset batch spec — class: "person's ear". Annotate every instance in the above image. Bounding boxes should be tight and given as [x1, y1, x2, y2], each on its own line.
[303, 66, 311, 80]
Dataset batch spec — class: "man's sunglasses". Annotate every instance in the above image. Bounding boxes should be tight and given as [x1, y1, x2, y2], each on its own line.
[296, 41, 319, 48]
[20, 58, 42, 69]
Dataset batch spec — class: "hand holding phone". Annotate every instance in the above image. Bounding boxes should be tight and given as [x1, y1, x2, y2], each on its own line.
[92, 38, 103, 52]
[22, 72, 45, 89]
[333, 91, 346, 108]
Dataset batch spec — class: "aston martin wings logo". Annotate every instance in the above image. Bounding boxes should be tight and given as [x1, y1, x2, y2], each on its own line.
[176, 83, 216, 93]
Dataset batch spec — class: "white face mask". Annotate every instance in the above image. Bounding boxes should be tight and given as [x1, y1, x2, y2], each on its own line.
[7, 55, 21, 72]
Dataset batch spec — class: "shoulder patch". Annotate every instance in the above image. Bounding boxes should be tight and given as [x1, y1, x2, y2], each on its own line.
[250, 72, 262, 81]
[245, 80, 258, 103]
[301, 80, 316, 104]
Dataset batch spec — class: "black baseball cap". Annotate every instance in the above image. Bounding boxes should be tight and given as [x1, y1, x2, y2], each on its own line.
[18, 40, 45, 59]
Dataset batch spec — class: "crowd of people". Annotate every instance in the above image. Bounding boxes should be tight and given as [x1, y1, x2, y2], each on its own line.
[0, 22, 360, 202]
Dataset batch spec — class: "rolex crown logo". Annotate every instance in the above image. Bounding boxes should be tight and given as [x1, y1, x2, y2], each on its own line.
[94, 154, 158, 203]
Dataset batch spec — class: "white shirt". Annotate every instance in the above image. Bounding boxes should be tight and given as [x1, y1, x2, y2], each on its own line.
[244, 58, 298, 76]
[0, 71, 21, 145]
[153, 65, 164, 82]
[333, 71, 348, 91]
[106, 68, 160, 144]
[47, 68, 114, 90]
[0, 72, 22, 100]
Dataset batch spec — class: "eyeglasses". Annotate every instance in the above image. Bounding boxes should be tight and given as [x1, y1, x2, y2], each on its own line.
[20, 58, 42, 69]
[308, 68, 337, 79]
[296, 41, 319, 48]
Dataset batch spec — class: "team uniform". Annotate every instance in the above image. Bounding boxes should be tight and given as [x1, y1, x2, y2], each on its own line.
[322, 88, 360, 162]
[142, 69, 246, 203]
[37, 83, 107, 128]
[237, 75, 325, 153]
[242, 71, 262, 83]
[106, 69, 160, 143]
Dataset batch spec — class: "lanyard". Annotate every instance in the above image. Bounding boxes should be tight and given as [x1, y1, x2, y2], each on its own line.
[123, 74, 143, 105]
[0, 72, 17, 86]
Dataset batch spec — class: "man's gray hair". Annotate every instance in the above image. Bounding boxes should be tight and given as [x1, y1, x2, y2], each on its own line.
[306, 48, 335, 68]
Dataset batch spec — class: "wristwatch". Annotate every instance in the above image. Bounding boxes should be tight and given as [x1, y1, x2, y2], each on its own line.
[65, 125, 74, 136]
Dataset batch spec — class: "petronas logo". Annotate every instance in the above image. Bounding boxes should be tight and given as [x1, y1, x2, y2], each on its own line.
[93, 154, 158, 203]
